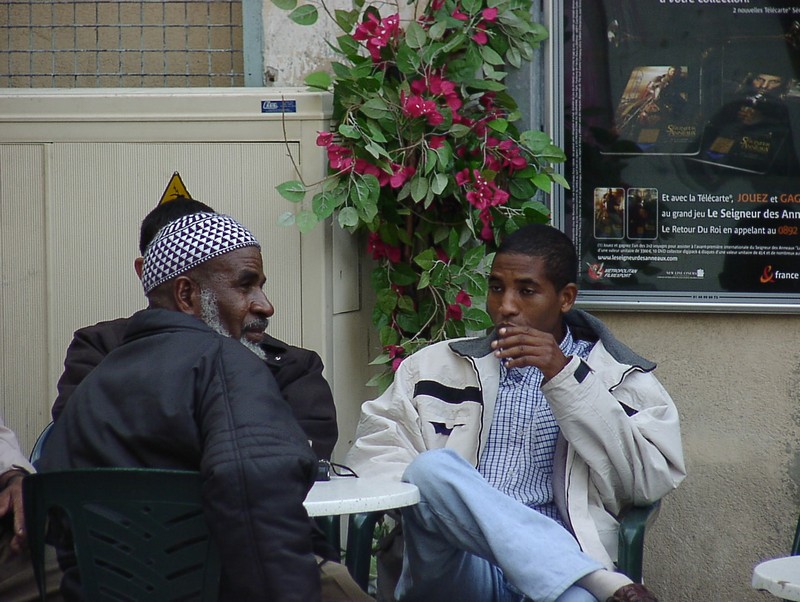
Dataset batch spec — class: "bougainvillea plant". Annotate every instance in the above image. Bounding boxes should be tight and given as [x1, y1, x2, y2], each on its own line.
[274, 0, 566, 390]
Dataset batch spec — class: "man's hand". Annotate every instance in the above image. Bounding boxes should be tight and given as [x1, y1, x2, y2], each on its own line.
[0, 469, 27, 553]
[491, 326, 569, 381]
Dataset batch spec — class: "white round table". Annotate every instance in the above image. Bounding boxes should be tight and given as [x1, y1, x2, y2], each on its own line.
[303, 476, 419, 517]
[752, 556, 800, 600]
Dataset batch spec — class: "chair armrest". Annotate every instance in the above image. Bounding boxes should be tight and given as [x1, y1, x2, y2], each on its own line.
[616, 500, 661, 583]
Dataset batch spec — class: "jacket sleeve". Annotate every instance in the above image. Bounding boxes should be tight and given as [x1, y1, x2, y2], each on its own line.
[543, 353, 686, 508]
[197, 340, 320, 602]
[344, 358, 428, 481]
[52, 320, 127, 421]
[272, 348, 338, 461]
[0, 415, 34, 475]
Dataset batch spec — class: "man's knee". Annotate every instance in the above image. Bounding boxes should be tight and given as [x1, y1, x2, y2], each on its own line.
[402, 448, 464, 494]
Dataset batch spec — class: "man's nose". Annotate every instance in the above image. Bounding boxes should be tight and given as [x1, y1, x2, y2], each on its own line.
[252, 290, 275, 317]
[498, 293, 519, 317]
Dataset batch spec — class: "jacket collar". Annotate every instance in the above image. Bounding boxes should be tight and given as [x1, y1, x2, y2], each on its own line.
[448, 308, 655, 370]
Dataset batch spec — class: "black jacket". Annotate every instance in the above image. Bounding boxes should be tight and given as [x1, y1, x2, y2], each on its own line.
[41, 309, 321, 601]
[53, 316, 338, 460]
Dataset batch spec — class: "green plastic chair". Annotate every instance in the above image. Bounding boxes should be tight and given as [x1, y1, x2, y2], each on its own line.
[344, 501, 662, 591]
[23, 468, 220, 602]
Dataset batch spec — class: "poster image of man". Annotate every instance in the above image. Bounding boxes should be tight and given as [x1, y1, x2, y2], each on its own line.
[612, 65, 695, 152]
[692, 51, 798, 175]
[626, 188, 658, 240]
[594, 187, 625, 239]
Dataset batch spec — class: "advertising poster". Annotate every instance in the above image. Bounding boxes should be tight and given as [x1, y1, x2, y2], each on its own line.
[564, 0, 800, 309]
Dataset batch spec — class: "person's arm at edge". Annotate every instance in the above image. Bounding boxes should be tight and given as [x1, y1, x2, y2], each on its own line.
[52, 319, 127, 421]
[0, 416, 36, 552]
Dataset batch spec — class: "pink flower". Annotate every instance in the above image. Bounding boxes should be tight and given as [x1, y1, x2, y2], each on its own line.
[455, 290, 472, 307]
[385, 344, 406, 372]
[353, 13, 401, 62]
[446, 303, 463, 320]
[389, 164, 416, 189]
[451, 8, 469, 21]
[481, 7, 498, 21]
[455, 168, 471, 186]
[316, 131, 333, 147]
[367, 232, 402, 264]
[401, 93, 444, 126]
[429, 136, 446, 149]
[327, 144, 353, 171]
[435, 248, 450, 263]
[354, 159, 391, 187]
[471, 24, 488, 45]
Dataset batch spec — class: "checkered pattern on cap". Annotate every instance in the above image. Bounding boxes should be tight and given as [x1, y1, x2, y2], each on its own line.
[141, 212, 260, 294]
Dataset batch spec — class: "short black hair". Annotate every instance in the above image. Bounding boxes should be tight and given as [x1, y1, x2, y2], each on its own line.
[496, 224, 578, 291]
[138, 197, 215, 254]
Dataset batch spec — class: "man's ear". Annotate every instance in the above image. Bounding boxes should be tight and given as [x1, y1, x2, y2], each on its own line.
[173, 276, 201, 315]
[133, 257, 144, 279]
[559, 283, 578, 314]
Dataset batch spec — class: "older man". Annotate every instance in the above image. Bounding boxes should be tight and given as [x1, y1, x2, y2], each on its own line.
[52, 198, 338, 461]
[41, 213, 323, 601]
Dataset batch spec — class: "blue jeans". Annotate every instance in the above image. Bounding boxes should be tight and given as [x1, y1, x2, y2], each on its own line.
[396, 449, 604, 602]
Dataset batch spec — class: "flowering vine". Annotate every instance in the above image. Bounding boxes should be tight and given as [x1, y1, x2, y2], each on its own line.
[275, 0, 565, 390]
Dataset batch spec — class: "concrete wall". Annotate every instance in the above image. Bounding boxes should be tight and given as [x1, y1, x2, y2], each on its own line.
[593, 311, 799, 600]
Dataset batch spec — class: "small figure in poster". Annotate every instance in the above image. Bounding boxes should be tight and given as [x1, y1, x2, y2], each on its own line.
[612, 65, 695, 152]
[593, 187, 625, 239]
[626, 188, 658, 240]
[694, 62, 798, 175]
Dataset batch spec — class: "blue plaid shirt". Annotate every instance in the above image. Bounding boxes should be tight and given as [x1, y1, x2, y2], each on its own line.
[477, 327, 593, 524]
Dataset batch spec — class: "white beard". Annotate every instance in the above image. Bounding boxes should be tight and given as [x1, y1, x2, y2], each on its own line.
[199, 289, 266, 361]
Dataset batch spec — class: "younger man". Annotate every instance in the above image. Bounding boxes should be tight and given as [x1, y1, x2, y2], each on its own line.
[346, 224, 686, 602]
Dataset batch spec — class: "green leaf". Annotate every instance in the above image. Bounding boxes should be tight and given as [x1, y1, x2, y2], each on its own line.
[431, 173, 448, 195]
[428, 21, 447, 41]
[462, 307, 493, 331]
[390, 263, 418, 286]
[360, 97, 392, 120]
[405, 21, 428, 49]
[506, 47, 522, 69]
[397, 295, 415, 312]
[449, 124, 472, 139]
[550, 171, 570, 189]
[312, 192, 336, 220]
[336, 35, 361, 58]
[410, 176, 429, 203]
[376, 287, 398, 314]
[304, 70, 331, 90]
[509, 177, 536, 199]
[272, 0, 297, 10]
[396, 311, 421, 334]
[296, 210, 319, 233]
[338, 206, 359, 228]
[366, 370, 395, 391]
[338, 123, 360, 139]
[520, 130, 552, 152]
[277, 211, 296, 227]
[435, 144, 453, 170]
[462, 0, 482, 14]
[414, 248, 436, 270]
[367, 120, 388, 143]
[396, 43, 421, 74]
[333, 8, 359, 31]
[368, 353, 391, 366]
[532, 172, 552, 193]
[487, 119, 508, 133]
[479, 45, 504, 66]
[365, 140, 391, 160]
[418, 271, 430, 289]
[379, 326, 399, 346]
[288, 4, 318, 25]
[276, 180, 306, 203]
